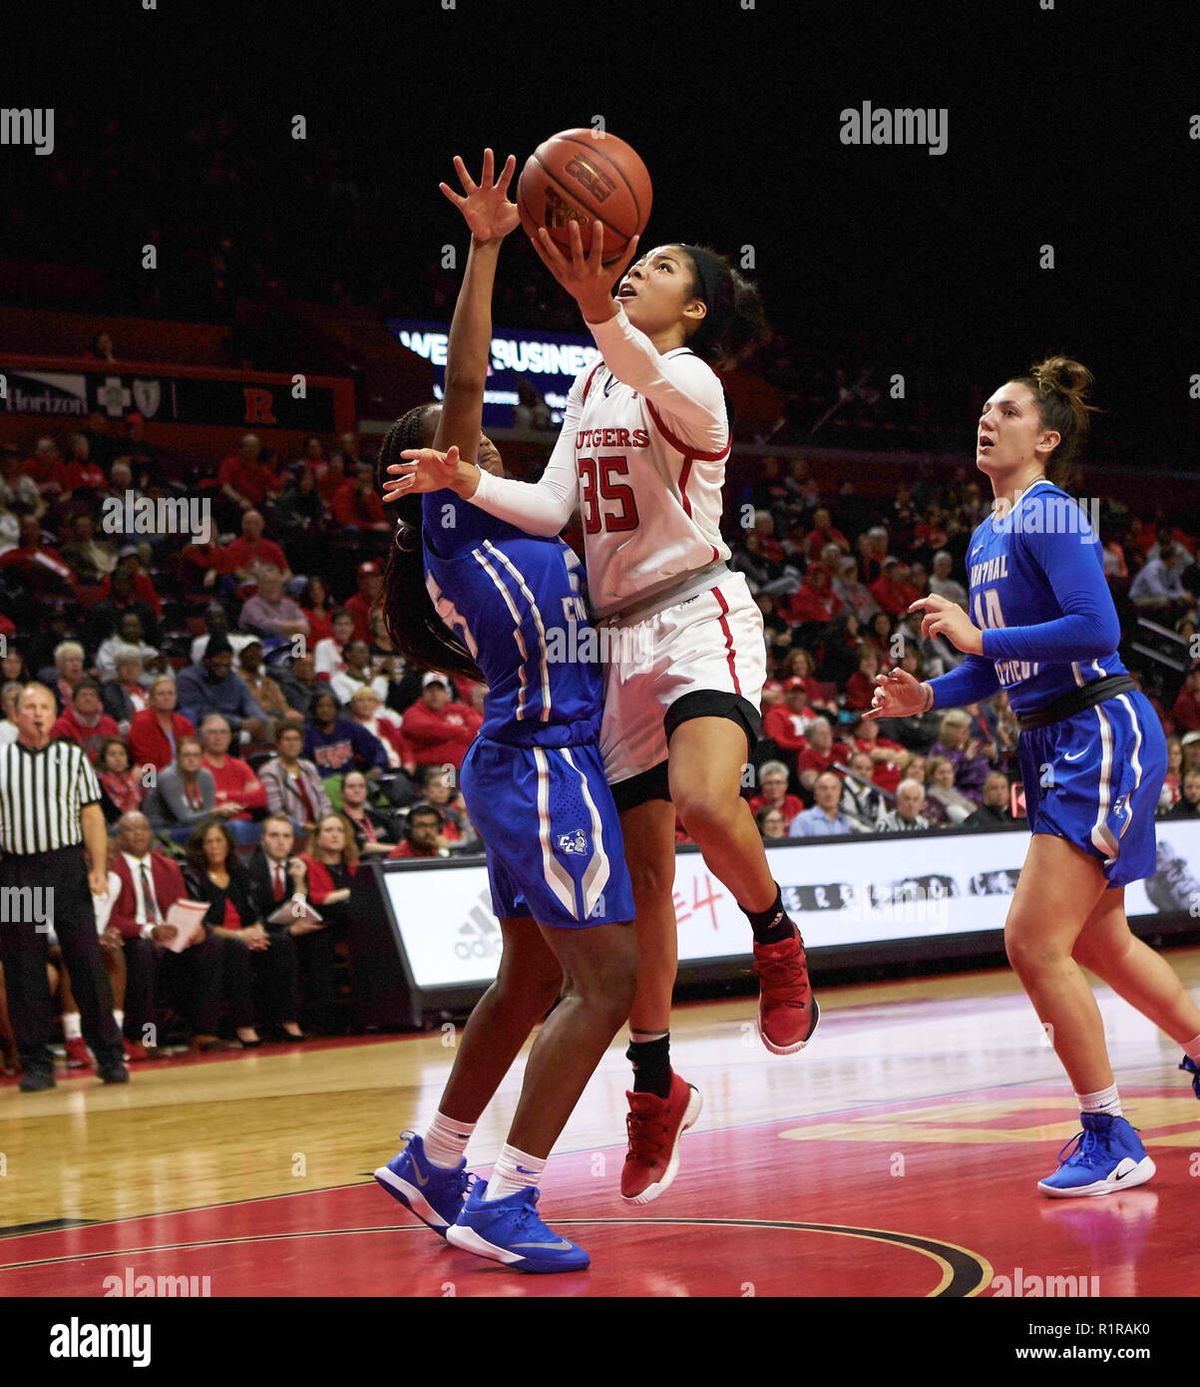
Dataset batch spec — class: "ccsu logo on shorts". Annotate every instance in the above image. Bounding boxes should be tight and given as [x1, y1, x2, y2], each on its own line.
[557, 829, 587, 855]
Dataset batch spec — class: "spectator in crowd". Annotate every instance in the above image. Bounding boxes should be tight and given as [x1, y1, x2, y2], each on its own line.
[876, 779, 932, 833]
[297, 575, 336, 644]
[923, 757, 976, 827]
[129, 675, 194, 772]
[845, 644, 883, 713]
[181, 533, 233, 594]
[347, 687, 411, 772]
[298, 813, 360, 1026]
[108, 810, 221, 1055]
[345, 561, 385, 643]
[865, 610, 898, 670]
[781, 648, 837, 714]
[762, 676, 815, 757]
[803, 507, 850, 561]
[182, 819, 301, 1047]
[273, 467, 325, 548]
[144, 737, 218, 842]
[273, 650, 324, 720]
[331, 640, 386, 706]
[842, 751, 888, 826]
[928, 550, 967, 607]
[96, 547, 163, 620]
[239, 565, 310, 640]
[400, 672, 480, 771]
[100, 648, 152, 736]
[1129, 545, 1195, 613]
[796, 716, 852, 794]
[830, 555, 881, 625]
[315, 451, 345, 508]
[927, 709, 994, 803]
[218, 435, 281, 519]
[96, 737, 144, 821]
[84, 554, 161, 647]
[789, 771, 859, 837]
[756, 806, 788, 840]
[18, 437, 63, 503]
[848, 714, 910, 795]
[339, 769, 397, 854]
[96, 612, 159, 683]
[62, 432, 107, 501]
[246, 814, 310, 925]
[304, 689, 388, 786]
[236, 640, 299, 727]
[389, 802, 451, 859]
[747, 759, 805, 826]
[225, 511, 292, 584]
[786, 562, 842, 628]
[1, 445, 47, 518]
[870, 556, 922, 617]
[962, 772, 1015, 830]
[50, 678, 120, 761]
[199, 713, 267, 843]
[314, 608, 355, 678]
[417, 763, 475, 845]
[333, 461, 390, 531]
[1167, 768, 1200, 820]
[38, 639, 87, 712]
[0, 681, 23, 744]
[62, 514, 118, 583]
[260, 721, 332, 835]
[176, 635, 267, 741]
[1162, 736, 1184, 809]
[1172, 667, 1200, 734]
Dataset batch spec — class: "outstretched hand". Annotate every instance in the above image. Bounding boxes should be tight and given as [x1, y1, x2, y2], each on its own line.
[441, 149, 519, 243]
[384, 444, 463, 502]
[908, 595, 984, 655]
[529, 219, 638, 321]
[862, 667, 930, 721]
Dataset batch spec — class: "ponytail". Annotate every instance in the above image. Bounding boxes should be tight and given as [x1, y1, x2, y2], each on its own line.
[1013, 355, 1101, 489]
[678, 244, 767, 367]
[374, 406, 485, 683]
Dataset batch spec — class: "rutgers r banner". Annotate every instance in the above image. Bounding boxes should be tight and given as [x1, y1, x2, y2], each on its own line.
[0, 357, 356, 433]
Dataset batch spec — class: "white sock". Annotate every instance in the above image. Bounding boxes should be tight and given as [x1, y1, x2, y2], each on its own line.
[1077, 1083, 1122, 1118]
[630, 1029, 669, 1044]
[113, 1009, 124, 1030]
[62, 1012, 82, 1041]
[484, 1144, 545, 1202]
[1182, 1032, 1200, 1063]
[423, 1111, 475, 1169]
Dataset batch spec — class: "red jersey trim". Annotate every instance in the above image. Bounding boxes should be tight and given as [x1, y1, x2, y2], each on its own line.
[711, 586, 742, 696]
[645, 398, 731, 463]
[580, 362, 606, 405]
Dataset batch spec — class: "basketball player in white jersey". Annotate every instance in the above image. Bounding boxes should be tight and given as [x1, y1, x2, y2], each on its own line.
[388, 216, 818, 1204]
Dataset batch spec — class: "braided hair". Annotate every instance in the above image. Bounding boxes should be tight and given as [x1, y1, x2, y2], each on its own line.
[374, 404, 484, 682]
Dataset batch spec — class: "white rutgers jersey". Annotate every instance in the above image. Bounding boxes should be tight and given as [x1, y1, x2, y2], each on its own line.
[571, 350, 732, 618]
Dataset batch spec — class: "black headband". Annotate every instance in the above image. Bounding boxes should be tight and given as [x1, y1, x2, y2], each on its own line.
[679, 244, 728, 313]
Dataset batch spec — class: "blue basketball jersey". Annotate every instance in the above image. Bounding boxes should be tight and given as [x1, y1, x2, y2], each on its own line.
[967, 477, 1127, 716]
[421, 490, 604, 747]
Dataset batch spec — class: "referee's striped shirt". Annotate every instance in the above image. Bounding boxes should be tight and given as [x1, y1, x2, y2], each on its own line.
[0, 741, 102, 855]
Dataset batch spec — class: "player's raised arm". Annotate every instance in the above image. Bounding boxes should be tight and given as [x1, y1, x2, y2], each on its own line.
[430, 151, 515, 460]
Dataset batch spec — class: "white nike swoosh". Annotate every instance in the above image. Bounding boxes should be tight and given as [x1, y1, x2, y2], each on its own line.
[971, 546, 983, 556]
[1063, 747, 1091, 762]
[512, 1238, 574, 1250]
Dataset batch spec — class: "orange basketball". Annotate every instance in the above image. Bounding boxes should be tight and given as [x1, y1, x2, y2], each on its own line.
[517, 128, 652, 268]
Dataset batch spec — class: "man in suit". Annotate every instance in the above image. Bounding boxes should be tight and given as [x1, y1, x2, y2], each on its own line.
[245, 814, 314, 1039]
[109, 810, 235, 1052]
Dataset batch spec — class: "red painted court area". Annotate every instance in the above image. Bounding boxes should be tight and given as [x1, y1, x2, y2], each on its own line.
[3, 1084, 1194, 1297]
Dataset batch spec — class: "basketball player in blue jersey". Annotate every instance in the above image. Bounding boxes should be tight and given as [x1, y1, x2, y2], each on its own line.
[372, 153, 638, 1271]
[868, 356, 1200, 1197]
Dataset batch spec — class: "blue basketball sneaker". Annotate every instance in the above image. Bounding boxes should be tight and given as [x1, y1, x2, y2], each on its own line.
[374, 1132, 470, 1238]
[1037, 1112, 1156, 1198]
[445, 1178, 589, 1273]
[1179, 1055, 1200, 1098]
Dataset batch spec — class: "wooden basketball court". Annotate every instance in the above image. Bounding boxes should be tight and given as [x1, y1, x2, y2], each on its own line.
[3, 949, 1197, 1297]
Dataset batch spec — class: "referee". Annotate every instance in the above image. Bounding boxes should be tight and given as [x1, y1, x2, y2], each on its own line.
[0, 682, 127, 1091]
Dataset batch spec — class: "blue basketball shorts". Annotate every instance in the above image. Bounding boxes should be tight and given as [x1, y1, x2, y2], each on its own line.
[459, 735, 636, 929]
[1017, 688, 1168, 888]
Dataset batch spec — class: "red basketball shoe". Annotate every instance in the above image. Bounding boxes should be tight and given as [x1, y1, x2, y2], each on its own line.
[754, 925, 820, 1055]
[64, 1036, 91, 1069]
[621, 1071, 703, 1205]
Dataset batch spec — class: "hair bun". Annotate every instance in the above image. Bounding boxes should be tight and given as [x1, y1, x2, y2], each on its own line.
[1031, 355, 1093, 401]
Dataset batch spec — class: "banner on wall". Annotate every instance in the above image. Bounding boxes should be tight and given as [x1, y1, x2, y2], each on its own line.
[381, 823, 1200, 990]
[0, 360, 354, 432]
